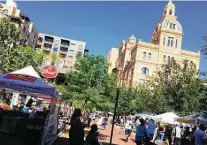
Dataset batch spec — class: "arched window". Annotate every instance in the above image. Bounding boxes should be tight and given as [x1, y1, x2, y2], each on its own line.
[163, 37, 165, 46]
[163, 55, 166, 62]
[169, 10, 173, 15]
[168, 56, 171, 61]
[2, 9, 8, 15]
[143, 52, 146, 60]
[148, 53, 151, 60]
[141, 67, 149, 75]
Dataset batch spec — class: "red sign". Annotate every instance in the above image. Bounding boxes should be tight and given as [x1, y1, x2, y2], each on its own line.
[4, 74, 36, 82]
[41, 66, 58, 79]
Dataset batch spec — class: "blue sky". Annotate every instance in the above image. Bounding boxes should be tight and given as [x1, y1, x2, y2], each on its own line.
[16, 1, 207, 72]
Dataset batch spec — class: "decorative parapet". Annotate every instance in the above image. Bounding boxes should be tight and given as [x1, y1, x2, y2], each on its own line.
[181, 50, 200, 58]
[137, 41, 160, 50]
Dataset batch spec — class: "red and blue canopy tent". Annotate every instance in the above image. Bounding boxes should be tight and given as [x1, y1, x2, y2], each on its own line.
[0, 66, 60, 145]
[0, 66, 57, 97]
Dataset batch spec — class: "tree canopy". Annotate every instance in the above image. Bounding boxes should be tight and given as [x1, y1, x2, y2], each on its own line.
[55, 54, 116, 112]
[54, 53, 206, 116]
[0, 17, 45, 73]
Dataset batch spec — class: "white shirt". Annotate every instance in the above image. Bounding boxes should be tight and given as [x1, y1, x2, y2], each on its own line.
[173, 127, 181, 138]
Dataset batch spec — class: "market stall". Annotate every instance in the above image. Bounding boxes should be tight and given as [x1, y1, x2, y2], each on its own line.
[150, 112, 179, 124]
[0, 66, 60, 145]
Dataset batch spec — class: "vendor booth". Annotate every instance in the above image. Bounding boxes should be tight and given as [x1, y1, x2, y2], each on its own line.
[150, 112, 179, 124]
[0, 66, 61, 145]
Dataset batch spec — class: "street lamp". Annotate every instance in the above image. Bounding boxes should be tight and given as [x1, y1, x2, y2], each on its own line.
[109, 68, 121, 145]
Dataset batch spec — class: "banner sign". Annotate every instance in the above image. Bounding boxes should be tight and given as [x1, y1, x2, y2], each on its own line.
[4, 74, 37, 82]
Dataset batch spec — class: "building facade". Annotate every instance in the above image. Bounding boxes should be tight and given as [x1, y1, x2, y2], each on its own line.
[36, 33, 87, 74]
[107, 0, 200, 87]
[0, 0, 38, 48]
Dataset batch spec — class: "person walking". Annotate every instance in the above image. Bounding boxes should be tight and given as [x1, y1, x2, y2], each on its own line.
[193, 124, 207, 145]
[172, 123, 182, 145]
[135, 118, 148, 145]
[69, 109, 84, 145]
[147, 119, 156, 140]
[125, 117, 133, 142]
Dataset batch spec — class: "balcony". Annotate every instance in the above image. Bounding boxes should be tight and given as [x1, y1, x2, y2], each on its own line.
[44, 36, 54, 44]
[43, 43, 52, 51]
[61, 39, 70, 47]
[38, 37, 43, 42]
[59, 47, 68, 55]
[36, 44, 42, 49]
[59, 53, 67, 58]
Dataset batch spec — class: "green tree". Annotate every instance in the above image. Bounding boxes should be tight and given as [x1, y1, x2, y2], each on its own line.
[0, 17, 45, 73]
[152, 59, 205, 115]
[16, 46, 45, 71]
[0, 17, 20, 73]
[57, 54, 116, 112]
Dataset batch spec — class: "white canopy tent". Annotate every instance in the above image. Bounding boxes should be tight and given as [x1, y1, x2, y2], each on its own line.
[151, 112, 179, 124]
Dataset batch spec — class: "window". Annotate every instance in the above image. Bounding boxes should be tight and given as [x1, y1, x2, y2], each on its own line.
[143, 52, 146, 60]
[148, 53, 151, 60]
[167, 37, 174, 47]
[36, 44, 41, 49]
[61, 39, 70, 46]
[170, 23, 173, 29]
[44, 36, 54, 43]
[163, 37, 165, 45]
[38, 37, 43, 42]
[175, 39, 178, 48]
[44, 43, 52, 49]
[60, 47, 68, 52]
[163, 55, 166, 62]
[173, 24, 176, 30]
[169, 23, 176, 30]
[169, 10, 173, 15]
[53, 47, 58, 52]
[141, 67, 149, 75]
[168, 56, 171, 61]
[69, 49, 74, 52]
[2, 9, 8, 15]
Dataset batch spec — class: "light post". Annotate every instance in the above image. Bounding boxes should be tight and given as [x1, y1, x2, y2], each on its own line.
[109, 68, 121, 145]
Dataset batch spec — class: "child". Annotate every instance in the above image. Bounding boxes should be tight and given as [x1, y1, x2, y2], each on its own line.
[86, 124, 100, 145]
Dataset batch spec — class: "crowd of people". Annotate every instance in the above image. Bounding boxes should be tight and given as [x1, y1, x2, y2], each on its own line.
[118, 116, 207, 145]
[67, 109, 207, 145]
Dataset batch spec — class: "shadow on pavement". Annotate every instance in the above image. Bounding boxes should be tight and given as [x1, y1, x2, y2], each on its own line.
[119, 138, 126, 142]
[53, 137, 70, 145]
[100, 142, 119, 145]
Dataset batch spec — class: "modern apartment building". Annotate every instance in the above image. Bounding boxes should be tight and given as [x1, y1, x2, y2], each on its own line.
[107, 0, 200, 87]
[36, 33, 87, 74]
[0, 0, 38, 48]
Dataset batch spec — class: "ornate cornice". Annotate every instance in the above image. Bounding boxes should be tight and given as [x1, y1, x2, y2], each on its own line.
[137, 41, 160, 50]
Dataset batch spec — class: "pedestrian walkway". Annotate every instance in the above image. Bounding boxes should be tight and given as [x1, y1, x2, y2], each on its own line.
[54, 124, 135, 145]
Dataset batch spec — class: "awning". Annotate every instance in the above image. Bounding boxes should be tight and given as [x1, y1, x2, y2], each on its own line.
[0, 66, 56, 97]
